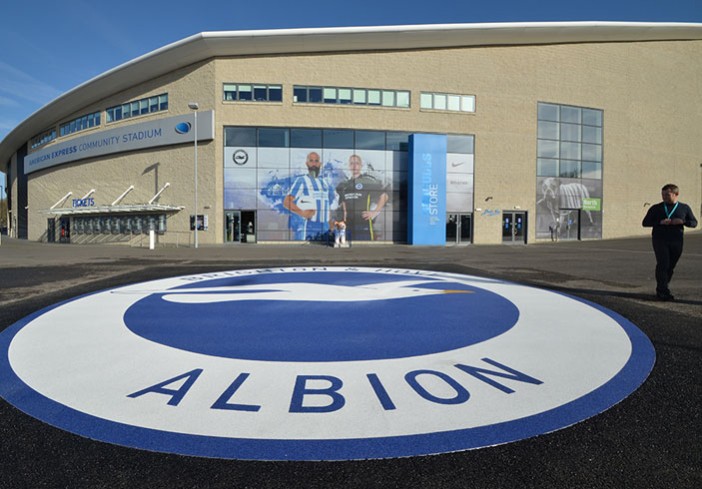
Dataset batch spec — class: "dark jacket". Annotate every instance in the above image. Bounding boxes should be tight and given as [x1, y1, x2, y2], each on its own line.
[642, 201, 698, 240]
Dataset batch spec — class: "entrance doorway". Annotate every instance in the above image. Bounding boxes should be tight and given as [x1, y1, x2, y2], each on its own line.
[502, 211, 527, 244]
[59, 217, 71, 243]
[446, 213, 472, 245]
[47, 218, 56, 243]
[558, 210, 580, 241]
[225, 210, 256, 243]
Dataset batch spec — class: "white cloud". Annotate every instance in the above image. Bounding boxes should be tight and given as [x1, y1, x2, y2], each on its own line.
[0, 61, 63, 106]
[0, 95, 21, 108]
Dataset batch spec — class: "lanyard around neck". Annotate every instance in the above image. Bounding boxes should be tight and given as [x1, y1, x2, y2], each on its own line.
[663, 202, 679, 219]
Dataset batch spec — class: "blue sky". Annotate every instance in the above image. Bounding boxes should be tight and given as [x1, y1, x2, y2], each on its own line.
[0, 0, 700, 192]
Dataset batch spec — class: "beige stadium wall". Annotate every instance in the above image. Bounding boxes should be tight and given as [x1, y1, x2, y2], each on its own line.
[26, 60, 218, 245]
[24, 39, 702, 245]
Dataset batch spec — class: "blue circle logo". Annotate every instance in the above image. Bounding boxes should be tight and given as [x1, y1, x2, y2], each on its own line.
[0, 268, 655, 461]
[175, 122, 191, 134]
[124, 271, 518, 361]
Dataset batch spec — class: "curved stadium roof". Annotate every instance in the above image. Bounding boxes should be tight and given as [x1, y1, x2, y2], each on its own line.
[2, 21, 702, 173]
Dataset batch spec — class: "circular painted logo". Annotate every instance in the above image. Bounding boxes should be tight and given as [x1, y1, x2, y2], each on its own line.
[233, 150, 248, 165]
[0, 268, 654, 461]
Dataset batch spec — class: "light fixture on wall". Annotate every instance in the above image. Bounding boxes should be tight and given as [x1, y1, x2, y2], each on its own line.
[484, 196, 493, 202]
[643, 202, 651, 207]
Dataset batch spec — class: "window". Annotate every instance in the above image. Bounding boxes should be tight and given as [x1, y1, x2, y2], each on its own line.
[536, 102, 603, 179]
[536, 102, 604, 240]
[293, 85, 410, 108]
[223, 83, 282, 102]
[60, 111, 101, 137]
[30, 128, 57, 149]
[106, 93, 168, 123]
[420, 92, 476, 113]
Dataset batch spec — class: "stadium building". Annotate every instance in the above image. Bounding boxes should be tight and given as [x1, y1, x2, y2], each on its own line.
[1, 22, 701, 246]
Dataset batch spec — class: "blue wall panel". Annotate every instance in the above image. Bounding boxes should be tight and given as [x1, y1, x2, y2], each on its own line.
[408, 134, 446, 245]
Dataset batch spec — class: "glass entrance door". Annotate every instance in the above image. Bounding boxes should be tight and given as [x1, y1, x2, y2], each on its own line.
[446, 214, 458, 244]
[502, 211, 527, 244]
[225, 211, 241, 243]
[558, 210, 580, 241]
[460, 214, 472, 243]
[446, 213, 472, 245]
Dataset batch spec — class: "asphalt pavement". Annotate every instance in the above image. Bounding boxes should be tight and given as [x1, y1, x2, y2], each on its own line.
[0, 234, 700, 488]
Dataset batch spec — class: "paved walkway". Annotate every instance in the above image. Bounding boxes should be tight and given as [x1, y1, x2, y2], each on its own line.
[0, 233, 701, 488]
[2, 233, 700, 317]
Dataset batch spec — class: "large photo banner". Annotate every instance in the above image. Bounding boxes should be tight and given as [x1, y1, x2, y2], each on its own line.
[224, 128, 473, 243]
[224, 144, 397, 242]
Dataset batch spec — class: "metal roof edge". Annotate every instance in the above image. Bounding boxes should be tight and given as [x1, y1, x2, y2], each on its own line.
[3, 21, 702, 172]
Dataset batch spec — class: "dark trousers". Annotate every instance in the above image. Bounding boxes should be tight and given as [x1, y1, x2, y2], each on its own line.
[652, 238, 684, 294]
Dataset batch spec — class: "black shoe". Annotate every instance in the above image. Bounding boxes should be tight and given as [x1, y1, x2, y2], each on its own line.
[656, 292, 675, 301]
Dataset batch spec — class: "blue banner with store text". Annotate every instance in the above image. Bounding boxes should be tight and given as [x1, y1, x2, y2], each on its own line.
[408, 134, 447, 245]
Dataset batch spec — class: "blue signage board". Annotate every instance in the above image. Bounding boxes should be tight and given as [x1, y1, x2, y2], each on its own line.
[408, 134, 447, 245]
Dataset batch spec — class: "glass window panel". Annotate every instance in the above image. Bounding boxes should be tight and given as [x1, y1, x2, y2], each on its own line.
[291, 128, 322, 148]
[447, 135, 474, 154]
[323, 87, 337, 103]
[538, 103, 559, 121]
[106, 109, 114, 123]
[538, 121, 559, 140]
[149, 96, 159, 110]
[268, 85, 282, 102]
[582, 108, 602, 127]
[447, 95, 461, 111]
[96, 113, 100, 125]
[338, 88, 352, 104]
[115, 106, 123, 120]
[254, 85, 267, 101]
[323, 129, 353, 149]
[537, 158, 558, 176]
[582, 143, 602, 162]
[560, 141, 581, 160]
[386, 131, 410, 151]
[434, 94, 447, 110]
[309, 87, 323, 103]
[238, 85, 252, 101]
[559, 160, 580, 178]
[582, 162, 602, 179]
[87, 114, 94, 126]
[560, 106, 581, 123]
[537, 139, 559, 158]
[560, 123, 581, 142]
[258, 128, 289, 147]
[582, 125, 602, 144]
[224, 127, 256, 147]
[396, 91, 410, 108]
[131, 101, 140, 115]
[293, 86, 307, 103]
[461, 96, 475, 112]
[122, 104, 131, 118]
[367, 90, 381, 105]
[355, 131, 385, 150]
[353, 89, 367, 104]
[382, 91, 394, 106]
[420, 93, 432, 109]
[159, 94, 168, 111]
[140, 99, 149, 114]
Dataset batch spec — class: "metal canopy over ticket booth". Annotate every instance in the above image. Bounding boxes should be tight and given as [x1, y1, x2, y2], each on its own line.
[43, 204, 183, 244]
